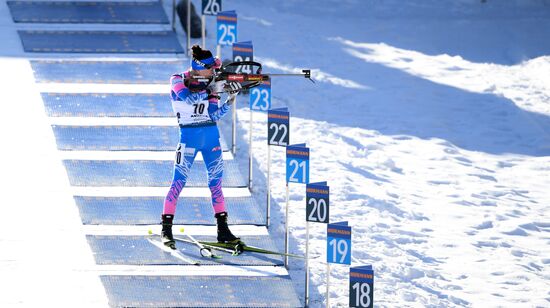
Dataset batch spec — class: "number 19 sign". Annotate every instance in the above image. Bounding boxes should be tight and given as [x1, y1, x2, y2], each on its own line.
[286, 144, 309, 184]
[350, 265, 374, 308]
[217, 11, 237, 46]
[327, 221, 351, 265]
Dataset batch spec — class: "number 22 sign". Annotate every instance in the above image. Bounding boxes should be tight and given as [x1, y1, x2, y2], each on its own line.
[267, 108, 289, 146]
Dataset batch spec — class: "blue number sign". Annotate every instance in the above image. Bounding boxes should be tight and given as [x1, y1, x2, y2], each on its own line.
[349, 265, 374, 308]
[233, 41, 253, 74]
[286, 144, 309, 184]
[327, 221, 351, 265]
[217, 11, 237, 46]
[306, 182, 329, 223]
[267, 108, 289, 146]
[250, 79, 271, 111]
[202, 0, 222, 15]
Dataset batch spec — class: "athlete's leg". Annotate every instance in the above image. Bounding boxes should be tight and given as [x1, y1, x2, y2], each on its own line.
[202, 141, 225, 214]
[163, 142, 198, 215]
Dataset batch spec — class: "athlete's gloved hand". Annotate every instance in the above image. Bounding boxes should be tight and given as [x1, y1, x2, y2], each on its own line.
[208, 80, 225, 94]
[223, 82, 242, 95]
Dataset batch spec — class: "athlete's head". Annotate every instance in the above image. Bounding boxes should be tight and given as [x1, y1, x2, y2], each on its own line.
[191, 45, 217, 77]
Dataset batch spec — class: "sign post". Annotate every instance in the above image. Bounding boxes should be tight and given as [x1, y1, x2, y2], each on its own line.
[285, 143, 309, 268]
[350, 265, 374, 308]
[266, 107, 289, 227]
[326, 221, 352, 307]
[201, 0, 222, 48]
[304, 182, 329, 307]
[232, 41, 253, 157]
[248, 71, 271, 191]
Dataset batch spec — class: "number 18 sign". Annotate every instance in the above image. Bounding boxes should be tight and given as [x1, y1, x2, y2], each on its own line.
[350, 265, 374, 308]
[286, 144, 309, 184]
[327, 221, 351, 265]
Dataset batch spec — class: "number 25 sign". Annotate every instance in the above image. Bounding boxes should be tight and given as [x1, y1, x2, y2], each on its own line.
[217, 11, 237, 46]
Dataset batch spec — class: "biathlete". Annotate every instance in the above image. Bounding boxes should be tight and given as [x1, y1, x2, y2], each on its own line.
[161, 45, 243, 250]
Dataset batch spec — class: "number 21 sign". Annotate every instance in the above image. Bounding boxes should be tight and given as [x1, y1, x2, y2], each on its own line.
[286, 144, 309, 184]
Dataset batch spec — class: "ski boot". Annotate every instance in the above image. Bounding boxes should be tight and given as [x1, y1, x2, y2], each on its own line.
[161, 214, 176, 250]
[215, 212, 245, 254]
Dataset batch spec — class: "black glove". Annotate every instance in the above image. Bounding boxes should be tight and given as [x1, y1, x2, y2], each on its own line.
[223, 82, 242, 94]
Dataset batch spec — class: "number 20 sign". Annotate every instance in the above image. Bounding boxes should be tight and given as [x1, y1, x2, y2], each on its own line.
[306, 182, 329, 223]
[327, 221, 351, 265]
[286, 144, 309, 184]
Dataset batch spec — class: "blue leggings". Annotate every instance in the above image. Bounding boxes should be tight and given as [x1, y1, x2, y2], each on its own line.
[163, 125, 225, 215]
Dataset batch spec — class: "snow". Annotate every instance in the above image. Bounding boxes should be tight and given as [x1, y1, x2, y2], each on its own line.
[1, 0, 550, 307]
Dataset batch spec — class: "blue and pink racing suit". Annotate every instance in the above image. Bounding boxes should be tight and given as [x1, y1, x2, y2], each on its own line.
[163, 71, 231, 217]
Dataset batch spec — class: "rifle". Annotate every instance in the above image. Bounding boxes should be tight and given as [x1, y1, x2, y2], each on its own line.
[191, 61, 314, 92]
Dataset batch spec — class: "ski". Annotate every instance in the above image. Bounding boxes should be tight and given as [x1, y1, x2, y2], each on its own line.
[197, 241, 305, 259]
[148, 230, 224, 259]
[172, 236, 237, 255]
[182, 232, 223, 259]
[146, 237, 201, 265]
